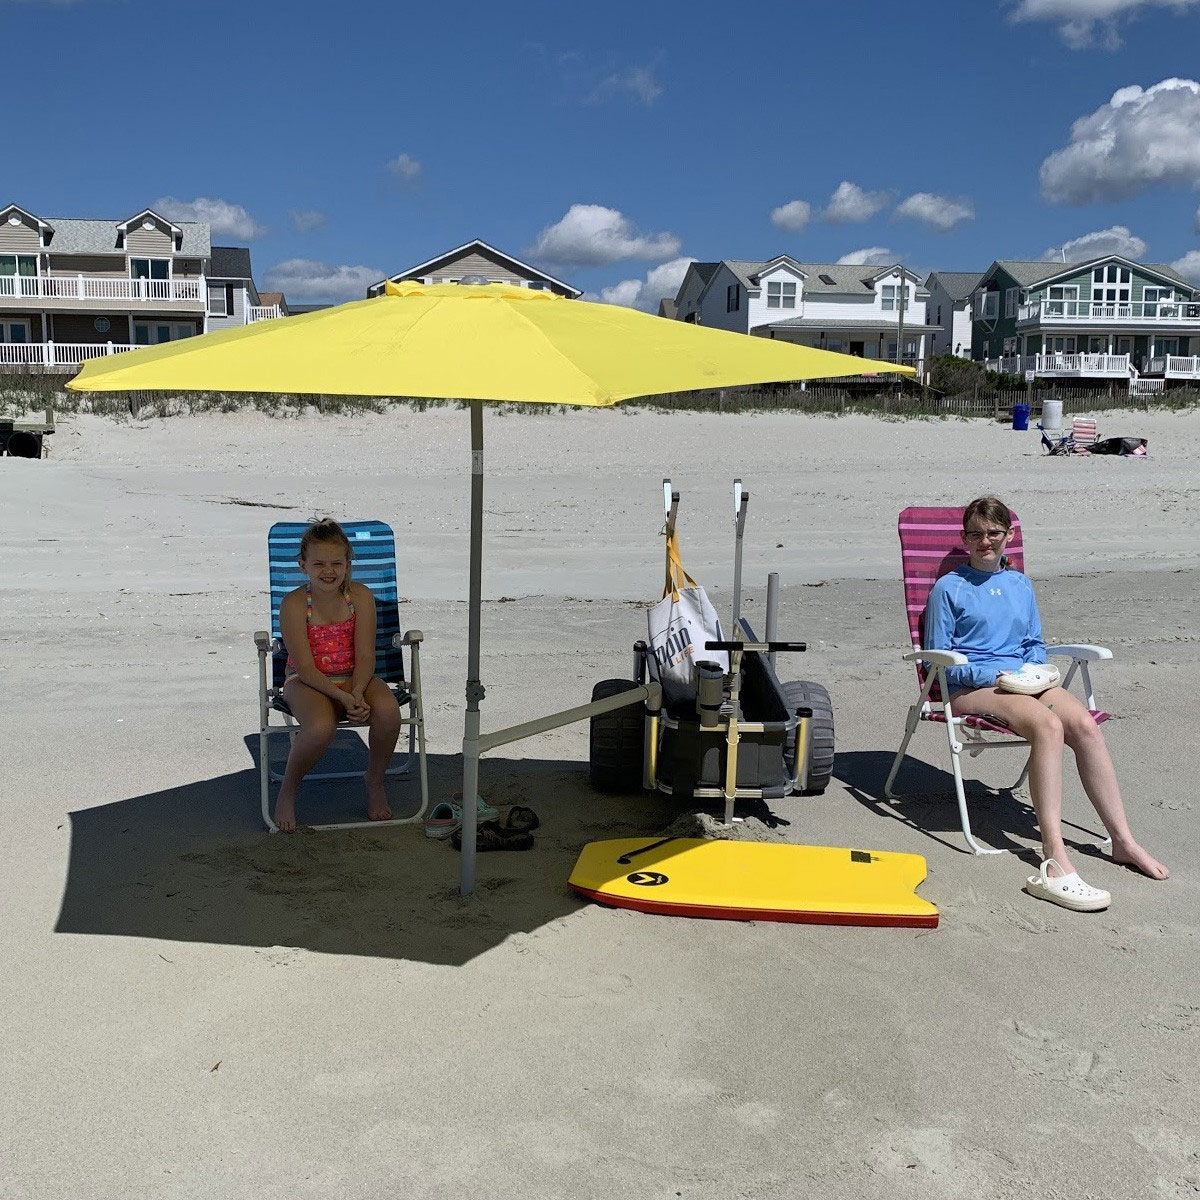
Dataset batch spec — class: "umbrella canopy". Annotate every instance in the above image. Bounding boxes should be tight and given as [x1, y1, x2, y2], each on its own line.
[69, 280, 913, 402]
[69, 282, 914, 895]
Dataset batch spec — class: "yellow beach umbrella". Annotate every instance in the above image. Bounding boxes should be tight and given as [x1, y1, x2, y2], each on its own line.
[70, 281, 914, 893]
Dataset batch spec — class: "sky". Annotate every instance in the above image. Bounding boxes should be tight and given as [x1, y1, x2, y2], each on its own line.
[5, 0, 1200, 306]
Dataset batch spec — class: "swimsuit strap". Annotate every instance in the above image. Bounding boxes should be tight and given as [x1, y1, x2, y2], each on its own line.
[304, 582, 354, 623]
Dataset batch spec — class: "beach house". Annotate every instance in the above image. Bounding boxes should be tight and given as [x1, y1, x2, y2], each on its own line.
[923, 271, 982, 359]
[670, 257, 937, 376]
[367, 239, 580, 298]
[973, 257, 1200, 387]
[0, 203, 279, 373]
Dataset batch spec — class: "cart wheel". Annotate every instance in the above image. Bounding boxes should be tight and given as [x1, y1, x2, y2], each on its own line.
[782, 680, 835, 795]
[589, 678, 646, 793]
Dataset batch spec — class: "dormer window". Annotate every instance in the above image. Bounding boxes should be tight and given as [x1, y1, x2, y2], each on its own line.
[819, 273, 835, 285]
[766, 280, 796, 309]
[882, 284, 907, 311]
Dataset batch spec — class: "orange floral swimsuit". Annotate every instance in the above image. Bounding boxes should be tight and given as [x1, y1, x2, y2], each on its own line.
[284, 585, 356, 688]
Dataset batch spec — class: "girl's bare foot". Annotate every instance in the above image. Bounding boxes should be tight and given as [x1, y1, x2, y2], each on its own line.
[366, 780, 393, 822]
[1111, 838, 1169, 879]
[274, 793, 297, 834]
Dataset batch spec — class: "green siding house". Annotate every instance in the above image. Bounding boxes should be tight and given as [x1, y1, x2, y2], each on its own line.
[970, 257, 1200, 384]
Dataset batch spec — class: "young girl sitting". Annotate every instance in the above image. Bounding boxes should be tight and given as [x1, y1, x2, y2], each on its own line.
[274, 519, 402, 833]
[926, 496, 1168, 911]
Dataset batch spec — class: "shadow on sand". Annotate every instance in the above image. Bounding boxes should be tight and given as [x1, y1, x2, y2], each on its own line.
[55, 734, 677, 966]
[833, 748, 1108, 861]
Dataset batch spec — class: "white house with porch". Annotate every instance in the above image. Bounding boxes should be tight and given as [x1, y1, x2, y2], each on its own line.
[671, 257, 936, 375]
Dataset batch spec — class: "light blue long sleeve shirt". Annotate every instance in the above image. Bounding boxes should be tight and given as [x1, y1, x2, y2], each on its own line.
[925, 564, 1047, 693]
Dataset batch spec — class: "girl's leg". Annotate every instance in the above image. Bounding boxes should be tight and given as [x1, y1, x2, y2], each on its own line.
[952, 688, 1075, 872]
[275, 680, 340, 833]
[362, 677, 402, 821]
[1040, 687, 1168, 879]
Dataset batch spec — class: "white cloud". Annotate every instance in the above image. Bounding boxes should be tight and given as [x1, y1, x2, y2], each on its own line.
[264, 259, 383, 301]
[822, 181, 889, 223]
[836, 247, 895, 267]
[386, 153, 422, 183]
[593, 257, 696, 311]
[1171, 250, 1200, 282]
[893, 192, 975, 232]
[1043, 225, 1148, 260]
[288, 209, 327, 234]
[770, 200, 812, 233]
[1040, 78, 1200, 203]
[529, 204, 682, 266]
[585, 66, 663, 106]
[154, 195, 265, 240]
[1011, 0, 1200, 49]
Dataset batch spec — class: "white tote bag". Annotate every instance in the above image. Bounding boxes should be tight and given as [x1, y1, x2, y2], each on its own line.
[646, 533, 728, 707]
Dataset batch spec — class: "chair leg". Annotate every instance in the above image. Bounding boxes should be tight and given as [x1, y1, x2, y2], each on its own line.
[884, 708, 921, 800]
[947, 726, 1006, 856]
[260, 728, 277, 833]
[1013, 753, 1031, 791]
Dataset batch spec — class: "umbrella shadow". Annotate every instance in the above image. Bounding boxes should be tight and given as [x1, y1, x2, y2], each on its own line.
[833, 749, 1108, 861]
[55, 737, 677, 966]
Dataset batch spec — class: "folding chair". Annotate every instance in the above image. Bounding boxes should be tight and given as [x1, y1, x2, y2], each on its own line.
[254, 520, 429, 832]
[1041, 416, 1097, 456]
[883, 507, 1112, 855]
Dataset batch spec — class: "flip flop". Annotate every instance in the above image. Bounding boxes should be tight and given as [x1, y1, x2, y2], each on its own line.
[1024, 858, 1110, 912]
[503, 806, 540, 833]
[451, 820, 534, 852]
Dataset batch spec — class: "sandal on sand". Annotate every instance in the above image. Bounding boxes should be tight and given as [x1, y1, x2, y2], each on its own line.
[423, 802, 461, 840]
[452, 790, 499, 822]
[504, 806, 540, 833]
[1024, 858, 1110, 912]
[451, 820, 534, 852]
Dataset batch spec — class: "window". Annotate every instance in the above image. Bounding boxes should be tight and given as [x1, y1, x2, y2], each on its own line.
[1045, 284, 1078, 315]
[818, 273, 836, 286]
[1143, 287, 1172, 302]
[766, 280, 796, 309]
[881, 284, 897, 311]
[1003, 337, 1017, 354]
[977, 291, 998, 320]
[726, 283, 741, 312]
[525, 280, 547, 290]
[130, 258, 170, 280]
[0, 254, 38, 297]
[826, 338, 843, 352]
[936, 305, 942, 325]
[207, 285, 228, 316]
[0, 319, 31, 343]
[1005, 287, 1018, 317]
[1047, 336, 1076, 354]
[1158, 338, 1179, 356]
[133, 322, 195, 346]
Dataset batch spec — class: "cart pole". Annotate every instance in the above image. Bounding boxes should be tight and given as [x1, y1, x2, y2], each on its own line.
[460, 401, 485, 896]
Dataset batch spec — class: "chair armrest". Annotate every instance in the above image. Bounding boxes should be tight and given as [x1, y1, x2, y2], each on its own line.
[254, 631, 284, 654]
[393, 629, 424, 647]
[903, 649, 967, 667]
[1046, 644, 1112, 661]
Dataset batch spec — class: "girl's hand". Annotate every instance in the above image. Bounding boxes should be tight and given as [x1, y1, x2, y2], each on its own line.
[340, 690, 371, 723]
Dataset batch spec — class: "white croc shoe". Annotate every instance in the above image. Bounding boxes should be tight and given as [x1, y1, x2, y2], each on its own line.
[1025, 858, 1110, 912]
[997, 663, 1061, 695]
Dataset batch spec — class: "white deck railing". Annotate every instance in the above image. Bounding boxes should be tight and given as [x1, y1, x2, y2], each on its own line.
[1018, 300, 1200, 324]
[247, 305, 283, 322]
[0, 275, 204, 303]
[0, 341, 140, 367]
[1143, 355, 1200, 377]
[991, 353, 1132, 377]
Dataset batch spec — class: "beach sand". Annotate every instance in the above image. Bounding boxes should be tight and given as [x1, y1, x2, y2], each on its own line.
[3, 406, 1198, 1199]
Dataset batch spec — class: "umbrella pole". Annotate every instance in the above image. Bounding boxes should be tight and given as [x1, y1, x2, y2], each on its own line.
[460, 400, 485, 896]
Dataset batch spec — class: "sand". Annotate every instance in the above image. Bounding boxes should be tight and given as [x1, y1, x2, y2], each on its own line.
[3, 406, 1198, 1199]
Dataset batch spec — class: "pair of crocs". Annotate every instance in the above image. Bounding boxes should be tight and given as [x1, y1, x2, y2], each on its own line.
[423, 793, 499, 840]
[1024, 858, 1110, 912]
[996, 663, 1061, 695]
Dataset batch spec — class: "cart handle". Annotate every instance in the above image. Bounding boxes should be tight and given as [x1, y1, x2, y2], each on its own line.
[705, 640, 806, 653]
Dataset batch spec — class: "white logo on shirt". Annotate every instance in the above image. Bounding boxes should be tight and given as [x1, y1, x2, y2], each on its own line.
[989, 587, 1003, 596]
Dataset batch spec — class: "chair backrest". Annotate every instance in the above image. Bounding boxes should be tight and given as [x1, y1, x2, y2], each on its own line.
[898, 507, 1025, 698]
[268, 520, 406, 690]
[1071, 417, 1097, 448]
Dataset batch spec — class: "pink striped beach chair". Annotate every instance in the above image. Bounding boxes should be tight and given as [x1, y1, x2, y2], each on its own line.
[883, 507, 1113, 855]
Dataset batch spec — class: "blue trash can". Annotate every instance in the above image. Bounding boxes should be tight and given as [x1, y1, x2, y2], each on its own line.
[1012, 403, 1030, 431]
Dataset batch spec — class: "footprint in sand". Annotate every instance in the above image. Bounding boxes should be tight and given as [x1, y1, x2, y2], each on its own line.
[1007, 1018, 1122, 1095]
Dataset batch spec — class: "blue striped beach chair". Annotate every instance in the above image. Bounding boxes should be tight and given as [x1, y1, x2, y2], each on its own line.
[254, 520, 429, 831]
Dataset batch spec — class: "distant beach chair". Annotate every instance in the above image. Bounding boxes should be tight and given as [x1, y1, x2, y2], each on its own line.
[883, 506, 1112, 855]
[1041, 415, 1098, 456]
[254, 519, 429, 832]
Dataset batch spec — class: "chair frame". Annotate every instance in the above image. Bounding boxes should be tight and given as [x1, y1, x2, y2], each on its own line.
[254, 520, 430, 833]
[883, 507, 1112, 855]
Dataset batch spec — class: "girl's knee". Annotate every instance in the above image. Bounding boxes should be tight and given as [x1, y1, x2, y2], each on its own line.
[373, 704, 402, 737]
[1029, 709, 1064, 744]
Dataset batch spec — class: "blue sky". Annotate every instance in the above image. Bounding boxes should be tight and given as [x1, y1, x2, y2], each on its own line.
[5, 0, 1200, 305]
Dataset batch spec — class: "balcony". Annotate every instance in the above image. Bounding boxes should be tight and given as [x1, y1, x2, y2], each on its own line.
[0, 341, 138, 373]
[247, 305, 283, 322]
[1018, 300, 1200, 326]
[1144, 355, 1200, 379]
[0, 274, 205, 309]
[989, 353, 1132, 378]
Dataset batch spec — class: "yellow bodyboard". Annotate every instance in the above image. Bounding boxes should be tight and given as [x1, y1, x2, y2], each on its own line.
[569, 838, 938, 928]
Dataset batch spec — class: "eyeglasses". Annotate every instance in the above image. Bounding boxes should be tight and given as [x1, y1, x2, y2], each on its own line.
[964, 528, 1009, 542]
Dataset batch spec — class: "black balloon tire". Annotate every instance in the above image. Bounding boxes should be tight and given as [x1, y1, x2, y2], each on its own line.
[589, 678, 646, 793]
[782, 680, 835, 795]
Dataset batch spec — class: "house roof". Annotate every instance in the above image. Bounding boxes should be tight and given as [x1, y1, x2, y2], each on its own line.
[658, 296, 678, 319]
[989, 258, 1196, 292]
[925, 271, 983, 301]
[1, 203, 52, 232]
[38, 216, 210, 256]
[209, 246, 253, 279]
[711, 258, 928, 299]
[257, 291, 284, 307]
[370, 238, 581, 297]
